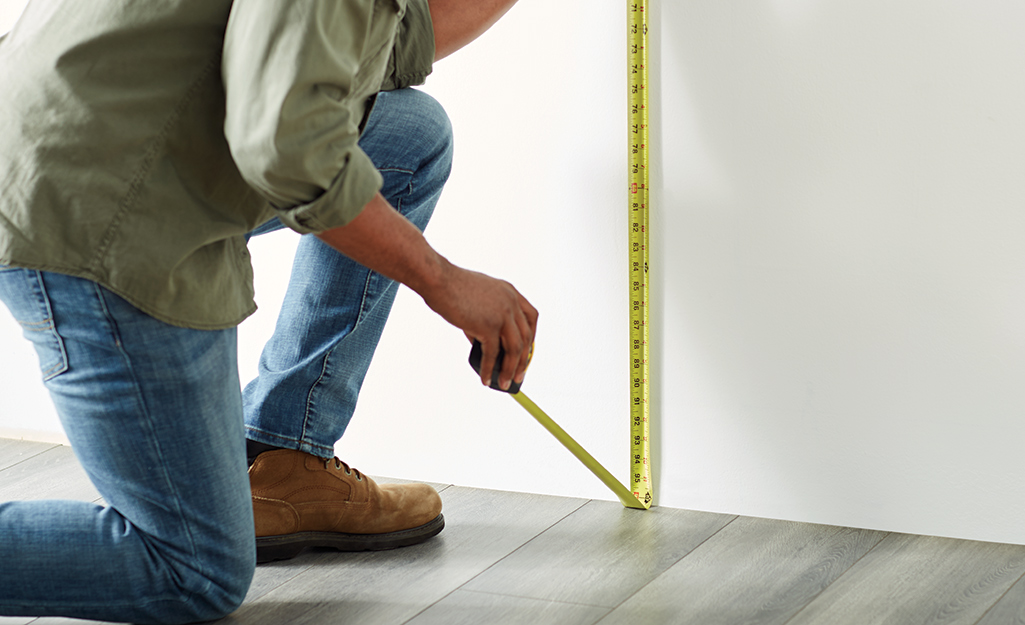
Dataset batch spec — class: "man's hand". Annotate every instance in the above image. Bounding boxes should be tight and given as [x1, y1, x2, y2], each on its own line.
[421, 261, 538, 390]
[316, 193, 537, 390]
[429, 0, 520, 61]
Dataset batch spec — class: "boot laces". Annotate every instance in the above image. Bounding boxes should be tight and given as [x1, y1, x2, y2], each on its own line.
[326, 457, 363, 481]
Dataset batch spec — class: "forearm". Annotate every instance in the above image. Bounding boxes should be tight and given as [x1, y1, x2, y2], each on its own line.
[316, 192, 538, 390]
[315, 192, 446, 295]
[429, 0, 519, 61]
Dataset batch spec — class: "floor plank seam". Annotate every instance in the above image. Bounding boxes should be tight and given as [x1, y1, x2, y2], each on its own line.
[455, 587, 614, 609]
[395, 497, 593, 625]
[593, 513, 743, 620]
[442, 496, 593, 590]
[969, 566, 1025, 625]
[0, 444, 60, 474]
[398, 586, 458, 625]
[778, 530, 893, 625]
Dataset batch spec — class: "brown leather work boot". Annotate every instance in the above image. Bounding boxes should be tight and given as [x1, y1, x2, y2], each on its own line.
[249, 449, 444, 563]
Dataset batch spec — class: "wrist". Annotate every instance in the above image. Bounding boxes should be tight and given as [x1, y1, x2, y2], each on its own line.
[408, 252, 452, 301]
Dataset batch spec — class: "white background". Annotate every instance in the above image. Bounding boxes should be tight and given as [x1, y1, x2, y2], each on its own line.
[2, 0, 1025, 545]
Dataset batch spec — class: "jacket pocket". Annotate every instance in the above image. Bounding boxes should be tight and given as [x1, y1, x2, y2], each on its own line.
[0, 267, 69, 381]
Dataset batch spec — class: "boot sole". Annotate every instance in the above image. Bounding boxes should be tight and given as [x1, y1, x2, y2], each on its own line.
[255, 514, 445, 564]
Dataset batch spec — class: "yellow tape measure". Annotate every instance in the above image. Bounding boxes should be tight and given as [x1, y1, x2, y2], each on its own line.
[469, 4, 653, 510]
[628, 0, 653, 508]
[469, 341, 647, 509]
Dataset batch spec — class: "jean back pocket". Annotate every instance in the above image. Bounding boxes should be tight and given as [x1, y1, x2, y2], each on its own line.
[0, 267, 69, 380]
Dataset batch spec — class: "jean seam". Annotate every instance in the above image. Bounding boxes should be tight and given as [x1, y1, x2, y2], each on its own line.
[35, 271, 69, 380]
[302, 259, 384, 451]
[300, 348, 334, 453]
[355, 264, 379, 326]
[92, 283, 209, 602]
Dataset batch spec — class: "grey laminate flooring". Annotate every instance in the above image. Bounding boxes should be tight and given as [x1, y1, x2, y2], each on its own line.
[2, 437, 1025, 625]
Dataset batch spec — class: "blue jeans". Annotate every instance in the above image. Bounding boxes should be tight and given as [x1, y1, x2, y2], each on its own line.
[0, 269, 255, 624]
[244, 89, 452, 457]
[0, 89, 452, 623]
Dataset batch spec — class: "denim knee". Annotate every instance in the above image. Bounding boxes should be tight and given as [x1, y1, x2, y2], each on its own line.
[150, 546, 255, 624]
[192, 553, 255, 621]
[402, 89, 454, 174]
[366, 88, 454, 185]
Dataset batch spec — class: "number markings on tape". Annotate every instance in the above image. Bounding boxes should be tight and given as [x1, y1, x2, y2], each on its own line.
[628, 0, 653, 509]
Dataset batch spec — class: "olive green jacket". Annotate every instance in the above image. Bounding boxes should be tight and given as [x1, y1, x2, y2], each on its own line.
[0, 0, 435, 329]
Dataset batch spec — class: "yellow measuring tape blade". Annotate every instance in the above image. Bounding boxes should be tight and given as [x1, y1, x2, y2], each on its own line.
[628, 0, 653, 508]
[489, 3, 653, 510]
[512, 392, 646, 509]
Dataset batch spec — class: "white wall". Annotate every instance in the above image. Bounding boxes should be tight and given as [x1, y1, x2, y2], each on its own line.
[4, 1, 1025, 546]
[0, 0, 65, 443]
[337, 0, 632, 501]
[659, 0, 1025, 544]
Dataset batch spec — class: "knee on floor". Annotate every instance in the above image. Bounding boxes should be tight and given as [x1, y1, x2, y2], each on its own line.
[134, 540, 255, 624]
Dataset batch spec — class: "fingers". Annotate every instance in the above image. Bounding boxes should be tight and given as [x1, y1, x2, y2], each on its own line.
[497, 293, 538, 391]
[478, 336, 499, 388]
[465, 331, 495, 386]
[496, 329, 522, 391]
[512, 298, 538, 385]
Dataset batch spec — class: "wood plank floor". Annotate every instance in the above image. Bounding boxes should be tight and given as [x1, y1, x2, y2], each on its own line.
[2, 437, 1025, 625]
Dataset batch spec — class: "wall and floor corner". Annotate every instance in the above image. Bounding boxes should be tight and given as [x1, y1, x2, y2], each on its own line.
[2, 1, 1024, 546]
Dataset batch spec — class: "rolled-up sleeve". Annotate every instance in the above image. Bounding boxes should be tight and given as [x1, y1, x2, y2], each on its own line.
[381, 0, 435, 91]
[222, 0, 394, 234]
